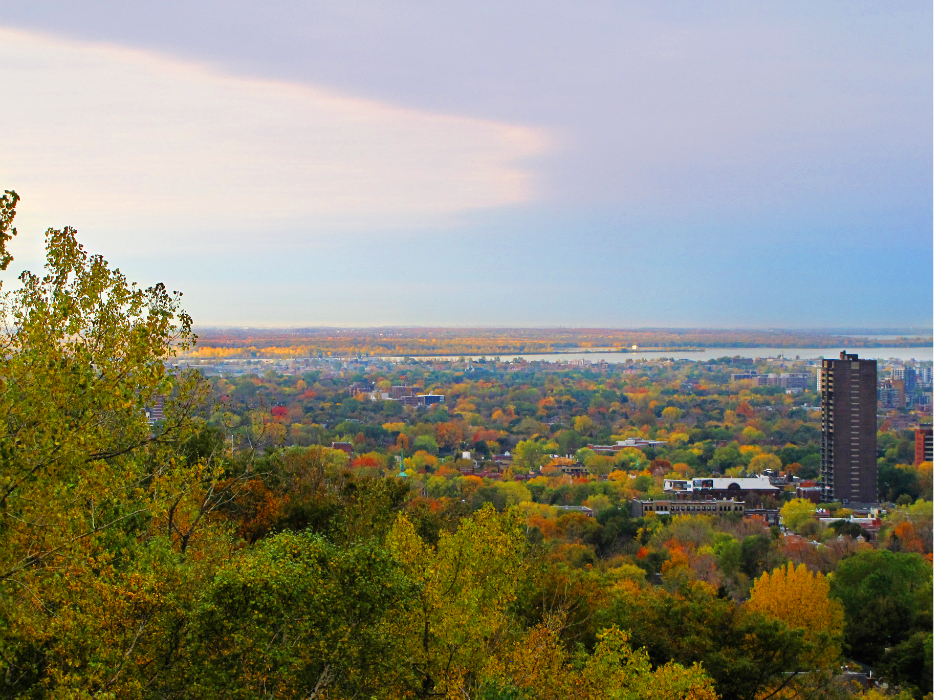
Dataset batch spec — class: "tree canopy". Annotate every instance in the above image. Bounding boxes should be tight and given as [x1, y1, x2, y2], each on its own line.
[0, 191, 929, 699]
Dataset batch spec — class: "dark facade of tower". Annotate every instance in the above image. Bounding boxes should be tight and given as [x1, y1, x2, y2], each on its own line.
[820, 352, 877, 503]
[915, 427, 933, 466]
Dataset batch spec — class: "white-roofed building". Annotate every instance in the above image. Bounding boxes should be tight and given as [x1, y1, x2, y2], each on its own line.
[664, 476, 778, 505]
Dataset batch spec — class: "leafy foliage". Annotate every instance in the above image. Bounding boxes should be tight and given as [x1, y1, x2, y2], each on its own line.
[186, 531, 414, 698]
[0, 193, 929, 698]
[829, 549, 932, 669]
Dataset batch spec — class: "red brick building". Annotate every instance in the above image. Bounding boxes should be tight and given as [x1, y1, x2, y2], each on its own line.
[915, 427, 933, 466]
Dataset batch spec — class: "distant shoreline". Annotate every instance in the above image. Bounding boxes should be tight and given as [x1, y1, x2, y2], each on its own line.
[177, 345, 933, 364]
[180, 343, 934, 360]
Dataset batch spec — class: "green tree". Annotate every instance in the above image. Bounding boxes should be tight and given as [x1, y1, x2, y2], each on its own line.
[603, 581, 827, 700]
[386, 505, 527, 697]
[482, 623, 718, 700]
[573, 415, 595, 436]
[878, 462, 920, 502]
[829, 549, 933, 668]
[514, 439, 548, 472]
[877, 630, 933, 697]
[661, 406, 683, 425]
[709, 444, 741, 472]
[584, 454, 615, 477]
[739, 533, 773, 579]
[575, 447, 597, 464]
[780, 498, 816, 533]
[186, 531, 414, 698]
[713, 534, 742, 580]
[413, 434, 439, 454]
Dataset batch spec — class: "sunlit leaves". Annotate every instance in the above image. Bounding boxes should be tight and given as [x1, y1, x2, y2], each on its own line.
[0, 214, 209, 695]
[747, 562, 844, 666]
[483, 621, 717, 700]
[387, 504, 527, 697]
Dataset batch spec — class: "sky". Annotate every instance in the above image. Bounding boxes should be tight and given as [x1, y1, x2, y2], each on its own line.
[0, 1, 931, 328]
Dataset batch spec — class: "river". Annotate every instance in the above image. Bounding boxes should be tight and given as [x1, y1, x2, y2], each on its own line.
[399, 346, 933, 363]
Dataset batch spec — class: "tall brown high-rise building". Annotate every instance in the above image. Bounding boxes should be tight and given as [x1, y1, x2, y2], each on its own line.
[915, 427, 933, 466]
[820, 352, 877, 503]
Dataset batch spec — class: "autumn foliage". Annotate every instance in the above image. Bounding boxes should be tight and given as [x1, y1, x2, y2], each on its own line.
[0, 193, 930, 698]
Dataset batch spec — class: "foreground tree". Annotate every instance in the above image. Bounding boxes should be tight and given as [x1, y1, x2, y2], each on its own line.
[0, 192, 218, 695]
[386, 504, 528, 698]
[746, 563, 844, 654]
[745, 563, 847, 697]
[603, 579, 830, 700]
[481, 622, 718, 700]
[830, 549, 933, 695]
[185, 531, 414, 698]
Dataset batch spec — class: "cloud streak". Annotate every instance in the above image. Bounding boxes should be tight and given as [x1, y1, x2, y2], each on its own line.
[0, 27, 549, 253]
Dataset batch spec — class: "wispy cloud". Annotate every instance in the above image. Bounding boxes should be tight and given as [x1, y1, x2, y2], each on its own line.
[0, 27, 549, 253]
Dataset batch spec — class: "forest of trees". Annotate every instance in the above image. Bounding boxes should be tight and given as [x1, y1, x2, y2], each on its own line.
[184, 327, 933, 360]
[0, 191, 930, 699]
[201, 353, 931, 506]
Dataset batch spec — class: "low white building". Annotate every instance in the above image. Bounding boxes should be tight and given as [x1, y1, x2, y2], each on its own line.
[663, 476, 778, 500]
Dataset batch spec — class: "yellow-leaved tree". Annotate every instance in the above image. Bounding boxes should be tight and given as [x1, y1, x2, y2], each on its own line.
[386, 504, 527, 698]
[780, 498, 817, 533]
[747, 563, 844, 639]
[482, 620, 718, 700]
[0, 191, 231, 696]
[747, 453, 782, 474]
[746, 562, 845, 694]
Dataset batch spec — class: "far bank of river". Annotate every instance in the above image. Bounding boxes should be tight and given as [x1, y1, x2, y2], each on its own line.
[395, 346, 933, 363]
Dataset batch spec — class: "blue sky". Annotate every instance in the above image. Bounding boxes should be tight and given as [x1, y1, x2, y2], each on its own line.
[1, 1, 931, 327]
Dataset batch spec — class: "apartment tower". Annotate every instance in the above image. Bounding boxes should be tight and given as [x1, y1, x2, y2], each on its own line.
[820, 352, 877, 503]
[915, 427, 933, 466]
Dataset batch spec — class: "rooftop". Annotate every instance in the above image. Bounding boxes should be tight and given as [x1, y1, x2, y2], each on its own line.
[664, 476, 778, 492]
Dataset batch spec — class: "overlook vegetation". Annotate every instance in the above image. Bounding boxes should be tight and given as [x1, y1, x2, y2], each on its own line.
[203, 354, 931, 507]
[0, 191, 930, 699]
